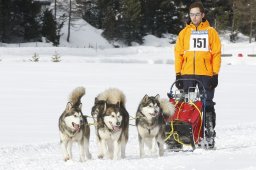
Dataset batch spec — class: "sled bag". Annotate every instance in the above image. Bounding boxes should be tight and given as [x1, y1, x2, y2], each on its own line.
[168, 99, 203, 144]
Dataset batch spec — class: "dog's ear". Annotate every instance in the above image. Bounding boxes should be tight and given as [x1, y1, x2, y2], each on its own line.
[97, 114, 104, 128]
[94, 97, 99, 104]
[155, 94, 160, 101]
[116, 102, 121, 108]
[142, 94, 149, 102]
[79, 103, 82, 110]
[65, 102, 73, 111]
[103, 102, 107, 113]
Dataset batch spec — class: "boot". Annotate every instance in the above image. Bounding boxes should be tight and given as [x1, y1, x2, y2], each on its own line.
[204, 106, 216, 149]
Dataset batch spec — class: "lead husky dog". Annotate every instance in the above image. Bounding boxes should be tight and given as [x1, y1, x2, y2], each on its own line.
[91, 88, 129, 160]
[58, 87, 91, 162]
[136, 94, 175, 157]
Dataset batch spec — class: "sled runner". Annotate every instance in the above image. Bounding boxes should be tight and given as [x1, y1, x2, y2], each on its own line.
[165, 79, 207, 151]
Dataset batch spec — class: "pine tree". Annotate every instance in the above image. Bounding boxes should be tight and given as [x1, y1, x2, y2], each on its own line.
[213, 0, 231, 31]
[0, 0, 13, 43]
[154, 0, 184, 36]
[234, 0, 256, 43]
[0, 0, 42, 43]
[99, 0, 142, 45]
[229, 0, 243, 42]
[42, 9, 58, 45]
[120, 0, 142, 45]
[83, 0, 103, 28]
[0, 1, 3, 42]
[139, 0, 158, 35]
[101, 0, 121, 43]
[139, 0, 184, 37]
[16, 0, 41, 41]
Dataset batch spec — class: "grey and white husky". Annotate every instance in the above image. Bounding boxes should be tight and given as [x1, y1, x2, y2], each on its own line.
[58, 87, 91, 162]
[91, 88, 129, 160]
[136, 94, 175, 157]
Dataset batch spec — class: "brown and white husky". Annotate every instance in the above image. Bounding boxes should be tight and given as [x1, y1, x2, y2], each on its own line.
[91, 88, 129, 160]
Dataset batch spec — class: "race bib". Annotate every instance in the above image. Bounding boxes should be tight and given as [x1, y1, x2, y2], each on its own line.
[189, 30, 209, 51]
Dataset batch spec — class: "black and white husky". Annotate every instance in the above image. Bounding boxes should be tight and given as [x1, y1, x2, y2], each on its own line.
[136, 94, 175, 157]
[91, 88, 129, 160]
[58, 87, 91, 162]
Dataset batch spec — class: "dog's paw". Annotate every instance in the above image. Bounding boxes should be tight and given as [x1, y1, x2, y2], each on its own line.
[121, 154, 126, 159]
[139, 153, 145, 158]
[86, 153, 92, 160]
[65, 159, 74, 165]
[64, 156, 70, 162]
[159, 146, 164, 157]
[98, 154, 104, 159]
[159, 150, 164, 157]
[139, 149, 145, 158]
[79, 157, 86, 162]
[113, 156, 119, 160]
[150, 148, 157, 154]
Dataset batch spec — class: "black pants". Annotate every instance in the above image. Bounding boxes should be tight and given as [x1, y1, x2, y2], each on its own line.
[181, 75, 216, 129]
[181, 75, 215, 107]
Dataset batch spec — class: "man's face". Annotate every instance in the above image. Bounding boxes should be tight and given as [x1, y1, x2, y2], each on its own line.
[189, 7, 204, 27]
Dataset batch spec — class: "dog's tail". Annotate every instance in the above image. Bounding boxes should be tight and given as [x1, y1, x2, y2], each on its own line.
[160, 98, 175, 116]
[69, 86, 86, 107]
[97, 88, 126, 106]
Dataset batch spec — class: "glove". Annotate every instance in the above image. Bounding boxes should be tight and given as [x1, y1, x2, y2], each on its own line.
[209, 74, 218, 89]
[175, 74, 183, 89]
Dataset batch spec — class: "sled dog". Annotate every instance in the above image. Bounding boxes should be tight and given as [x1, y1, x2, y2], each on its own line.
[136, 94, 175, 157]
[58, 87, 91, 162]
[91, 88, 129, 160]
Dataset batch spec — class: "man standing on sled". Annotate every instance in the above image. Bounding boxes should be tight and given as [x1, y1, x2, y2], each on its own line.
[174, 1, 221, 149]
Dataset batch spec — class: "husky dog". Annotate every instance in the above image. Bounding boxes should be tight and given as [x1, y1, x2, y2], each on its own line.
[136, 94, 175, 157]
[58, 87, 91, 162]
[91, 88, 129, 160]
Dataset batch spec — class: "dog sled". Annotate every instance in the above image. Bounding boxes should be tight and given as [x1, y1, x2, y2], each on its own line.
[165, 79, 207, 151]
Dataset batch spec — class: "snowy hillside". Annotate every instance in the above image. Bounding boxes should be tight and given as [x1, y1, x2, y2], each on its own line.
[0, 19, 255, 65]
[59, 19, 113, 48]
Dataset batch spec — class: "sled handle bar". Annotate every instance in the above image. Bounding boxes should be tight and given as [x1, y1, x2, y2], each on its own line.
[168, 78, 207, 99]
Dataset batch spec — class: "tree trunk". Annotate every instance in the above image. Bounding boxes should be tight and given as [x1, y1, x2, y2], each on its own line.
[231, 1, 235, 33]
[67, 0, 71, 42]
[249, 15, 252, 43]
[54, 0, 57, 20]
[230, 1, 236, 42]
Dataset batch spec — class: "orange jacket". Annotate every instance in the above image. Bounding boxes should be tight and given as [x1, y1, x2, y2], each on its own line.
[174, 20, 221, 76]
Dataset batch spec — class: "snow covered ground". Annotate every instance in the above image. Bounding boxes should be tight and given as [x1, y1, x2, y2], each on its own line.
[0, 45, 256, 170]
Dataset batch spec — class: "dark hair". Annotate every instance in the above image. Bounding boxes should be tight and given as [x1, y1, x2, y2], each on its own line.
[189, 1, 205, 13]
